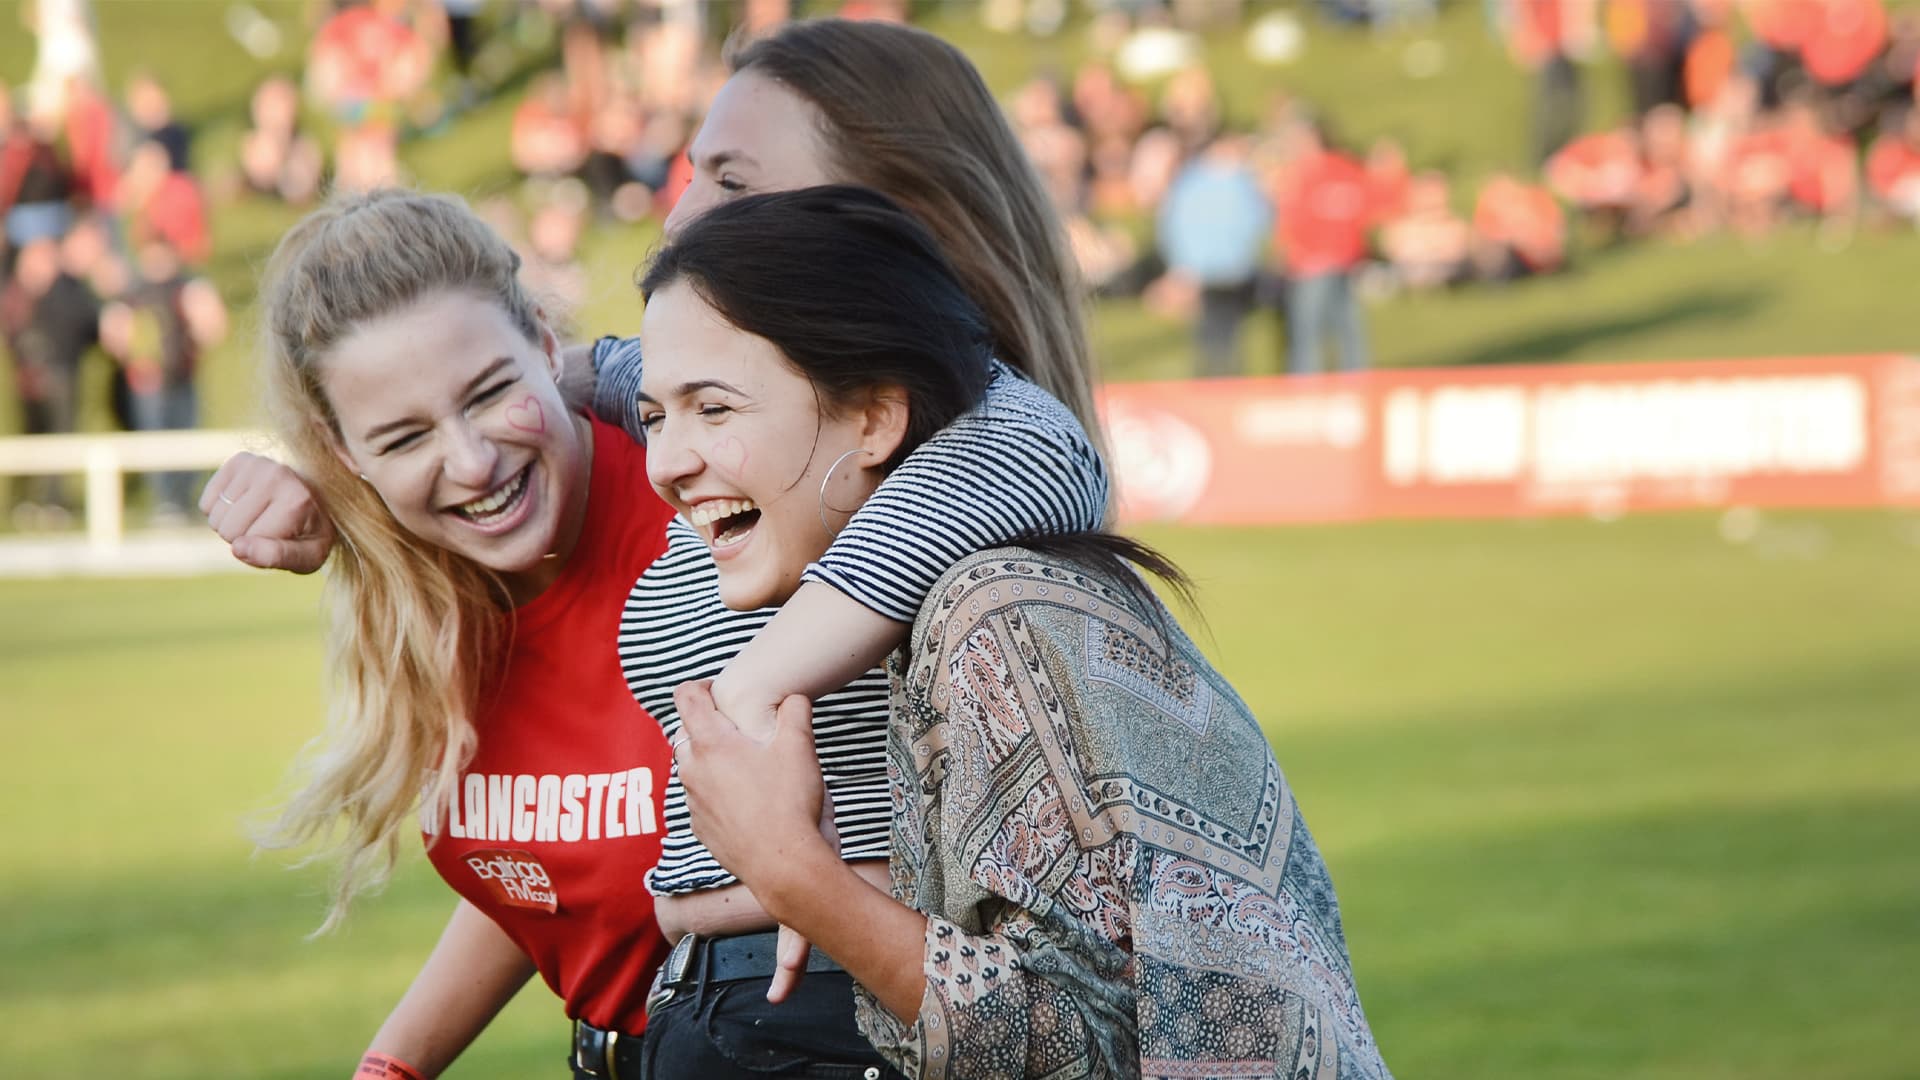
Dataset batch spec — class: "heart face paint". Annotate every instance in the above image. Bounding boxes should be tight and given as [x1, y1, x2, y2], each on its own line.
[710, 435, 750, 480]
[505, 396, 547, 434]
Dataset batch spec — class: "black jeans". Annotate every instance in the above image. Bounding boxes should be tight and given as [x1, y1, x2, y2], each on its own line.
[632, 968, 904, 1079]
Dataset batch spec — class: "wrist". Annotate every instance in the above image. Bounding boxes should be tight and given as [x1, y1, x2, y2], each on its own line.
[708, 670, 782, 741]
[752, 838, 852, 928]
[356, 1050, 428, 1080]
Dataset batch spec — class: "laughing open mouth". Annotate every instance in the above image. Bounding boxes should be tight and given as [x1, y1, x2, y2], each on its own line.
[689, 498, 761, 548]
[451, 466, 531, 526]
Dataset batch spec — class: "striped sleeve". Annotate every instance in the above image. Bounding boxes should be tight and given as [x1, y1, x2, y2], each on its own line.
[804, 360, 1110, 623]
[589, 334, 649, 443]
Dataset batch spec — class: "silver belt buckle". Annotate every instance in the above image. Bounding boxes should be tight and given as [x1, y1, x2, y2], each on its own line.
[648, 933, 696, 1012]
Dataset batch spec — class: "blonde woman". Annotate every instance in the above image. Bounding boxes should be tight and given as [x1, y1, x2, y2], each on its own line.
[216, 187, 1105, 1080]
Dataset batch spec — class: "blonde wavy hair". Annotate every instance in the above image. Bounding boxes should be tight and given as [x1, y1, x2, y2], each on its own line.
[256, 189, 540, 931]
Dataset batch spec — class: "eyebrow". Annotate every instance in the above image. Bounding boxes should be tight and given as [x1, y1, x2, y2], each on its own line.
[635, 378, 749, 404]
[362, 356, 515, 441]
[691, 147, 759, 171]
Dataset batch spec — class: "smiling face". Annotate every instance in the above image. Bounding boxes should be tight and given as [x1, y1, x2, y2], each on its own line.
[637, 281, 897, 611]
[662, 69, 838, 237]
[320, 290, 591, 594]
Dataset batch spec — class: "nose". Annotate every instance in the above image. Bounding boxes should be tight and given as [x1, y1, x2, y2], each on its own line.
[662, 176, 713, 239]
[442, 419, 501, 490]
[643, 418, 704, 499]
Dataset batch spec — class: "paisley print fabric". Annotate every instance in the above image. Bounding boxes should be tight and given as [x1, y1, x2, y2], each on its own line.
[856, 549, 1392, 1080]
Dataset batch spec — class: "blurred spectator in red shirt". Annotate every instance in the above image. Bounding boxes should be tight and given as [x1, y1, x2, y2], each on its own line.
[1546, 126, 1641, 231]
[1276, 117, 1372, 372]
[1472, 172, 1567, 278]
[307, 0, 432, 191]
[1684, 22, 1738, 111]
[512, 74, 591, 182]
[61, 74, 117, 210]
[120, 138, 210, 266]
[1781, 98, 1858, 220]
[1723, 116, 1794, 234]
[1866, 106, 1920, 220]
[1382, 171, 1471, 291]
[1801, 0, 1888, 89]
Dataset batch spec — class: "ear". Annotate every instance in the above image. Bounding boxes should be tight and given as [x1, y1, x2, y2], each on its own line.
[857, 385, 911, 467]
[535, 312, 562, 379]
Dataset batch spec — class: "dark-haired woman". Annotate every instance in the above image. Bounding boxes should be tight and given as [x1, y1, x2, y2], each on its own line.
[643, 185, 1393, 1080]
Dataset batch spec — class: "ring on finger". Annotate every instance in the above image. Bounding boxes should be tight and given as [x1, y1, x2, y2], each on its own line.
[218, 493, 238, 505]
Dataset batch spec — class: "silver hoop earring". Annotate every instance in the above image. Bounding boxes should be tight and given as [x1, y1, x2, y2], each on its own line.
[818, 447, 875, 538]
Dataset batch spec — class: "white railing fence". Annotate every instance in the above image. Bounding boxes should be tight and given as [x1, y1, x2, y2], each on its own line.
[0, 430, 275, 578]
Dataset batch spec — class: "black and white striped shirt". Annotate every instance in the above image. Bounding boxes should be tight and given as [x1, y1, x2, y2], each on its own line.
[597, 337, 1107, 894]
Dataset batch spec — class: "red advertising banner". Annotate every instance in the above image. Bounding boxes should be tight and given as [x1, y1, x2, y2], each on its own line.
[1101, 354, 1920, 526]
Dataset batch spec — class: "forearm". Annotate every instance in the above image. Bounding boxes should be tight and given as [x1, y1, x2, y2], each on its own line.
[556, 342, 597, 414]
[756, 844, 929, 1023]
[365, 899, 536, 1077]
[710, 582, 904, 740]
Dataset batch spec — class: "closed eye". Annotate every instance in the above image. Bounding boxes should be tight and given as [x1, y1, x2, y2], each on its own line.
[471, 378, 517, 407]
[698, 404, 731, 421]
[378, 430, 426, 455]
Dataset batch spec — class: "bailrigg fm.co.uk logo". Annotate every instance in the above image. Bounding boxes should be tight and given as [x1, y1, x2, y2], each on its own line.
[466, 848, 558, 913]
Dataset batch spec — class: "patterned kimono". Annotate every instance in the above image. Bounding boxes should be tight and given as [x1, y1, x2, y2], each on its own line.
[856, 549, 1392, 1080]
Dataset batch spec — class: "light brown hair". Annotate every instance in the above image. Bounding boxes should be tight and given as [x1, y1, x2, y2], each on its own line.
[731, 19, 1109, 468]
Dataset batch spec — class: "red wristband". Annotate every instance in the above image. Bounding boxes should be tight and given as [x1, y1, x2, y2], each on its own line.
[355, 1051, 427, 1080]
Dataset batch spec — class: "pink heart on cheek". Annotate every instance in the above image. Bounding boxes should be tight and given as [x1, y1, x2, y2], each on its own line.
[505, 396, 547, 434]
[709, 436, 750, 481]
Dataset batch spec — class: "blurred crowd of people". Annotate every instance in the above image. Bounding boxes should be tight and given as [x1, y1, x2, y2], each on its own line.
[9, 0, 1920, 523]
[1003, 0, 1920, 378]
[2, 32, 227, 527]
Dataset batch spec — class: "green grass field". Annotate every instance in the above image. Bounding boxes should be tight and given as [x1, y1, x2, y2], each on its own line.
[4, 511, 1918, 1078]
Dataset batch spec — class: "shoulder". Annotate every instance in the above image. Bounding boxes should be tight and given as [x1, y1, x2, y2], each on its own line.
[909, 546, 1158, 672]
[586, 419, 675, 549]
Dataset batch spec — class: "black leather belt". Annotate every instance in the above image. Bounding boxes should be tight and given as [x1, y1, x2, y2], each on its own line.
[572, 1016, 642, 1080]
[646, 929, 847, 1014]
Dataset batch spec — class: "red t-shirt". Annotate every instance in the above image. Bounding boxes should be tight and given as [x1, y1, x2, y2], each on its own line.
[1279, 150, 1372, 277]
[140, 172, 211, 265]
[1801, 0, 1887, 87]
[1867, 136, 1920, 201]
[424, 421, 676, 1034]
